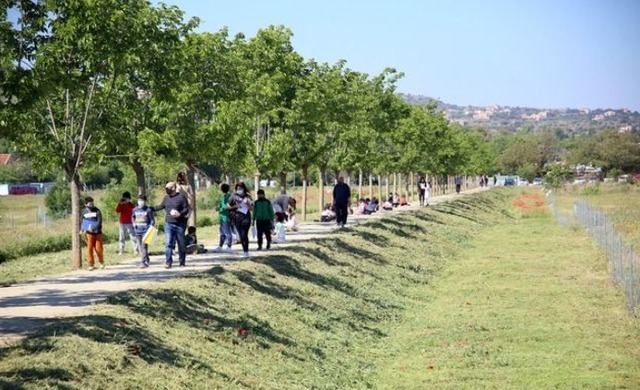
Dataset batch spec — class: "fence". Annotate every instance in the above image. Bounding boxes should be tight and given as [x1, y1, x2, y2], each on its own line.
[573, 200, 640, 314]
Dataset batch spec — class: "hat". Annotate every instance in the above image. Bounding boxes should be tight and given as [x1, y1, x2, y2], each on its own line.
[165, 181, 177, 191]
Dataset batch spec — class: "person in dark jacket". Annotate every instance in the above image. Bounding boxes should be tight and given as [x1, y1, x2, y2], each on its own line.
[418, 176, 427, 206]
[132, 194, 155, 268]
[332, 176, 351, 227]
[227, 182, 253, 257]
[81, 196, 104, 270]
[155, 181, 189, 268]
[253, 189, 274, 250]
[455, 176, 463, 194]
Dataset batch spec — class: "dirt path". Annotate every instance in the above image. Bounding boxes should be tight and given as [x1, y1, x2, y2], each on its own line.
[0, 188, 488, 343]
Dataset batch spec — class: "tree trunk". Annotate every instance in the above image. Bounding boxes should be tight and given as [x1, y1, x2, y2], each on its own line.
[279, 172, 287, 194]
[254, 171, 260, 196]
[410, 172, 414, 202]
[318, 167, 325, 215]
[377, 175, 382, 201]
[368, 173, 373, 199]
[302, 166, 308, 221]
[187, 164, 197, 228]
[385, 174, 390, 199]
[132, 159, 146, 197]
[358, 169, 363, 200]
[68, 171, 83, 268]
[393, 172, 397, 196]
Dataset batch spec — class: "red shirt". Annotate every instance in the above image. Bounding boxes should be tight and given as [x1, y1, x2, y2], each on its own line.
[116, 201, 135, 224]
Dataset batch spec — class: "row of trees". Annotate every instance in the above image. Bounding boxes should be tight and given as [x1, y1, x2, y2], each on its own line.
[1, 1, 493, 267]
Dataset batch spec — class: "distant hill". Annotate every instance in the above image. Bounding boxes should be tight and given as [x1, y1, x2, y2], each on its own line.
[399, 93, 640, 136]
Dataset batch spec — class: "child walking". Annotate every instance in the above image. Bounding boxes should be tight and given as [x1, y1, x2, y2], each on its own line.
[115, 191, 138, 255]
[81, 196, 104, 270]
[273, 213, 287, 244]
[253, 189, 274, 250]
[132, 194, 155, 268]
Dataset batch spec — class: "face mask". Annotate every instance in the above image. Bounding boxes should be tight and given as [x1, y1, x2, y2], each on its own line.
[138, 200, 145, 207]
[236, 189, 244, 195]
[86, 203, 94, 208]
[166, 189, 173, 195]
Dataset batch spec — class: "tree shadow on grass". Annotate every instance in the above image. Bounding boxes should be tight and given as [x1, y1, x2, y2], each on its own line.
[285, 245, 350, 267]
[315, 238, 388, 265]
[0, 368, 74, 390]
[348, 229, 392, 248]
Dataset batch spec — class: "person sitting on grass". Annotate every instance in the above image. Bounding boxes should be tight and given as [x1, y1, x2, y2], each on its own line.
[273, 213, 287, 244]
[400, 194, 409, 206]
[132, 194, 155, 268]
[382, 198, 393, 211]
[185, 226, 207, 254]
[355, 198, 367, 215]
[365, 197, 378, 214]
[392, 193, 400, 208]
[320, 204, 336, 222]
[253, 189, 274, 251]
[81, 196, 105, 271]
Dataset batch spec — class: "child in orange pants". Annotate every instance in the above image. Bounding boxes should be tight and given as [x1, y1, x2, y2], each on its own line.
[82, 196, 105, 270]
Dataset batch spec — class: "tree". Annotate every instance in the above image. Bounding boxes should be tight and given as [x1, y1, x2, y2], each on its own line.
[6, 0, 157, 268]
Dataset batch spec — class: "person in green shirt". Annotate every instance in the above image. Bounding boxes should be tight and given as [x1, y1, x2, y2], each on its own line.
[213, 183, 233, 252]
[253, 189, 275, 250]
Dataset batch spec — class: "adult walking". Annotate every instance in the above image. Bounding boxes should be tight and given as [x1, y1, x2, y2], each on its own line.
[213, 183, 233, 252]
[228, 182, 253, 257]
[115, 191, 138, 255]
[455, 176, 463, 194]
[155, 182, 189, 268]
[176, 171, 195, 228]
[333, 176, 351, 227]
[418, 176, 427, 206]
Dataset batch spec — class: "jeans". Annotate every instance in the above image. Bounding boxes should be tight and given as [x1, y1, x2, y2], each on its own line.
[219, 220, 233, 248]
[135, 235, 149, 266]
[419, 190, 425, 205]
[234, 214, 251, 253]
[335, 204, 348, 226]
[118, 223, 138, 254]
[256, 219, 272, 249]
[165, 222, 186, 266]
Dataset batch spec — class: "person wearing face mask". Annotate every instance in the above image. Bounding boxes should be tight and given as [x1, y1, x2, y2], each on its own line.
[115, 191, 138, 256]
[227, 182, 253, 257]
[81, 196, 104, 270]
[132, 195, 155, 268]
[154, 182, 189, 268]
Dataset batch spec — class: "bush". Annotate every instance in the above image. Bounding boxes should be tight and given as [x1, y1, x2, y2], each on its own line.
[581, 183, 601, 196]
[45, 180, 74, 219]
[608, 168, 623, 180]
[197, 216, 214, 228]
[199, 186, 222, 210]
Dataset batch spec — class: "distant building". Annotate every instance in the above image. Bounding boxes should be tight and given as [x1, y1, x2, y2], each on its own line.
[619, 125, 633, 133]
[0, 153, 15, 166]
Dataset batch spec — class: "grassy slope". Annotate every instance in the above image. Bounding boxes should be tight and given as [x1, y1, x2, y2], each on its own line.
[375, 209, 640, 389]
[0, 189, 638, 389]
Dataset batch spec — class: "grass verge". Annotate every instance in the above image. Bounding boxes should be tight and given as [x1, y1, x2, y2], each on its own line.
[1, 189, 638, 389]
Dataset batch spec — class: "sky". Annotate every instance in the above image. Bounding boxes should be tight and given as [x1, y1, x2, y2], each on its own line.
[154, 0, 640, 111]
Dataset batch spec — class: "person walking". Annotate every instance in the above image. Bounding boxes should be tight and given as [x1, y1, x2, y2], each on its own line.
[418, 176, 427, 206]
[333, 176, 351, 227]
[253, 189, 274, 251]
[455, 176, 463, 194]
[81, 196, 104, 271]
[155, 182, 189, 268]
[227, 182, 253, 257]
[425, 180, 432, 206]
[213, 183, 233, 253]
[176, 171, 195, 228]
[115, 191, 138, 255]
[132, 194, 155, 268]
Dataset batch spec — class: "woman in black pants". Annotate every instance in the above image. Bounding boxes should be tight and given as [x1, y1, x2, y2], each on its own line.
[227, 182, 253, 257]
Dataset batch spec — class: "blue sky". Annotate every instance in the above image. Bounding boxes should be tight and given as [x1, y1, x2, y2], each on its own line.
[157, 0, 640, 110]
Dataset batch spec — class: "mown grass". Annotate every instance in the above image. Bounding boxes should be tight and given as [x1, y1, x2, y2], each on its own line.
[0, 190, 508, 389]
[375, 201, 640, 389]
[1, 188, 638, 389]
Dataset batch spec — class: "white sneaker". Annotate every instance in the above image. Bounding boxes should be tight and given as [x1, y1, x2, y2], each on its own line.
[212, 247, 223, 253]
[88, 266, 96, 271]
[224, 247, 233, 253]
[242, 252, 250, 258]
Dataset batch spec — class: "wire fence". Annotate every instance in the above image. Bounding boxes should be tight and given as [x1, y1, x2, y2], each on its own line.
[573, 201, 639, 314]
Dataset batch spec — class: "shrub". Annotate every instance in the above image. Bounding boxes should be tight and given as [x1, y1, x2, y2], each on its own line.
[608, 168, 623, 180]
[45, 180, 74, 219]
[581, 183, 601, 196]
[197, 216, 214, 228]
